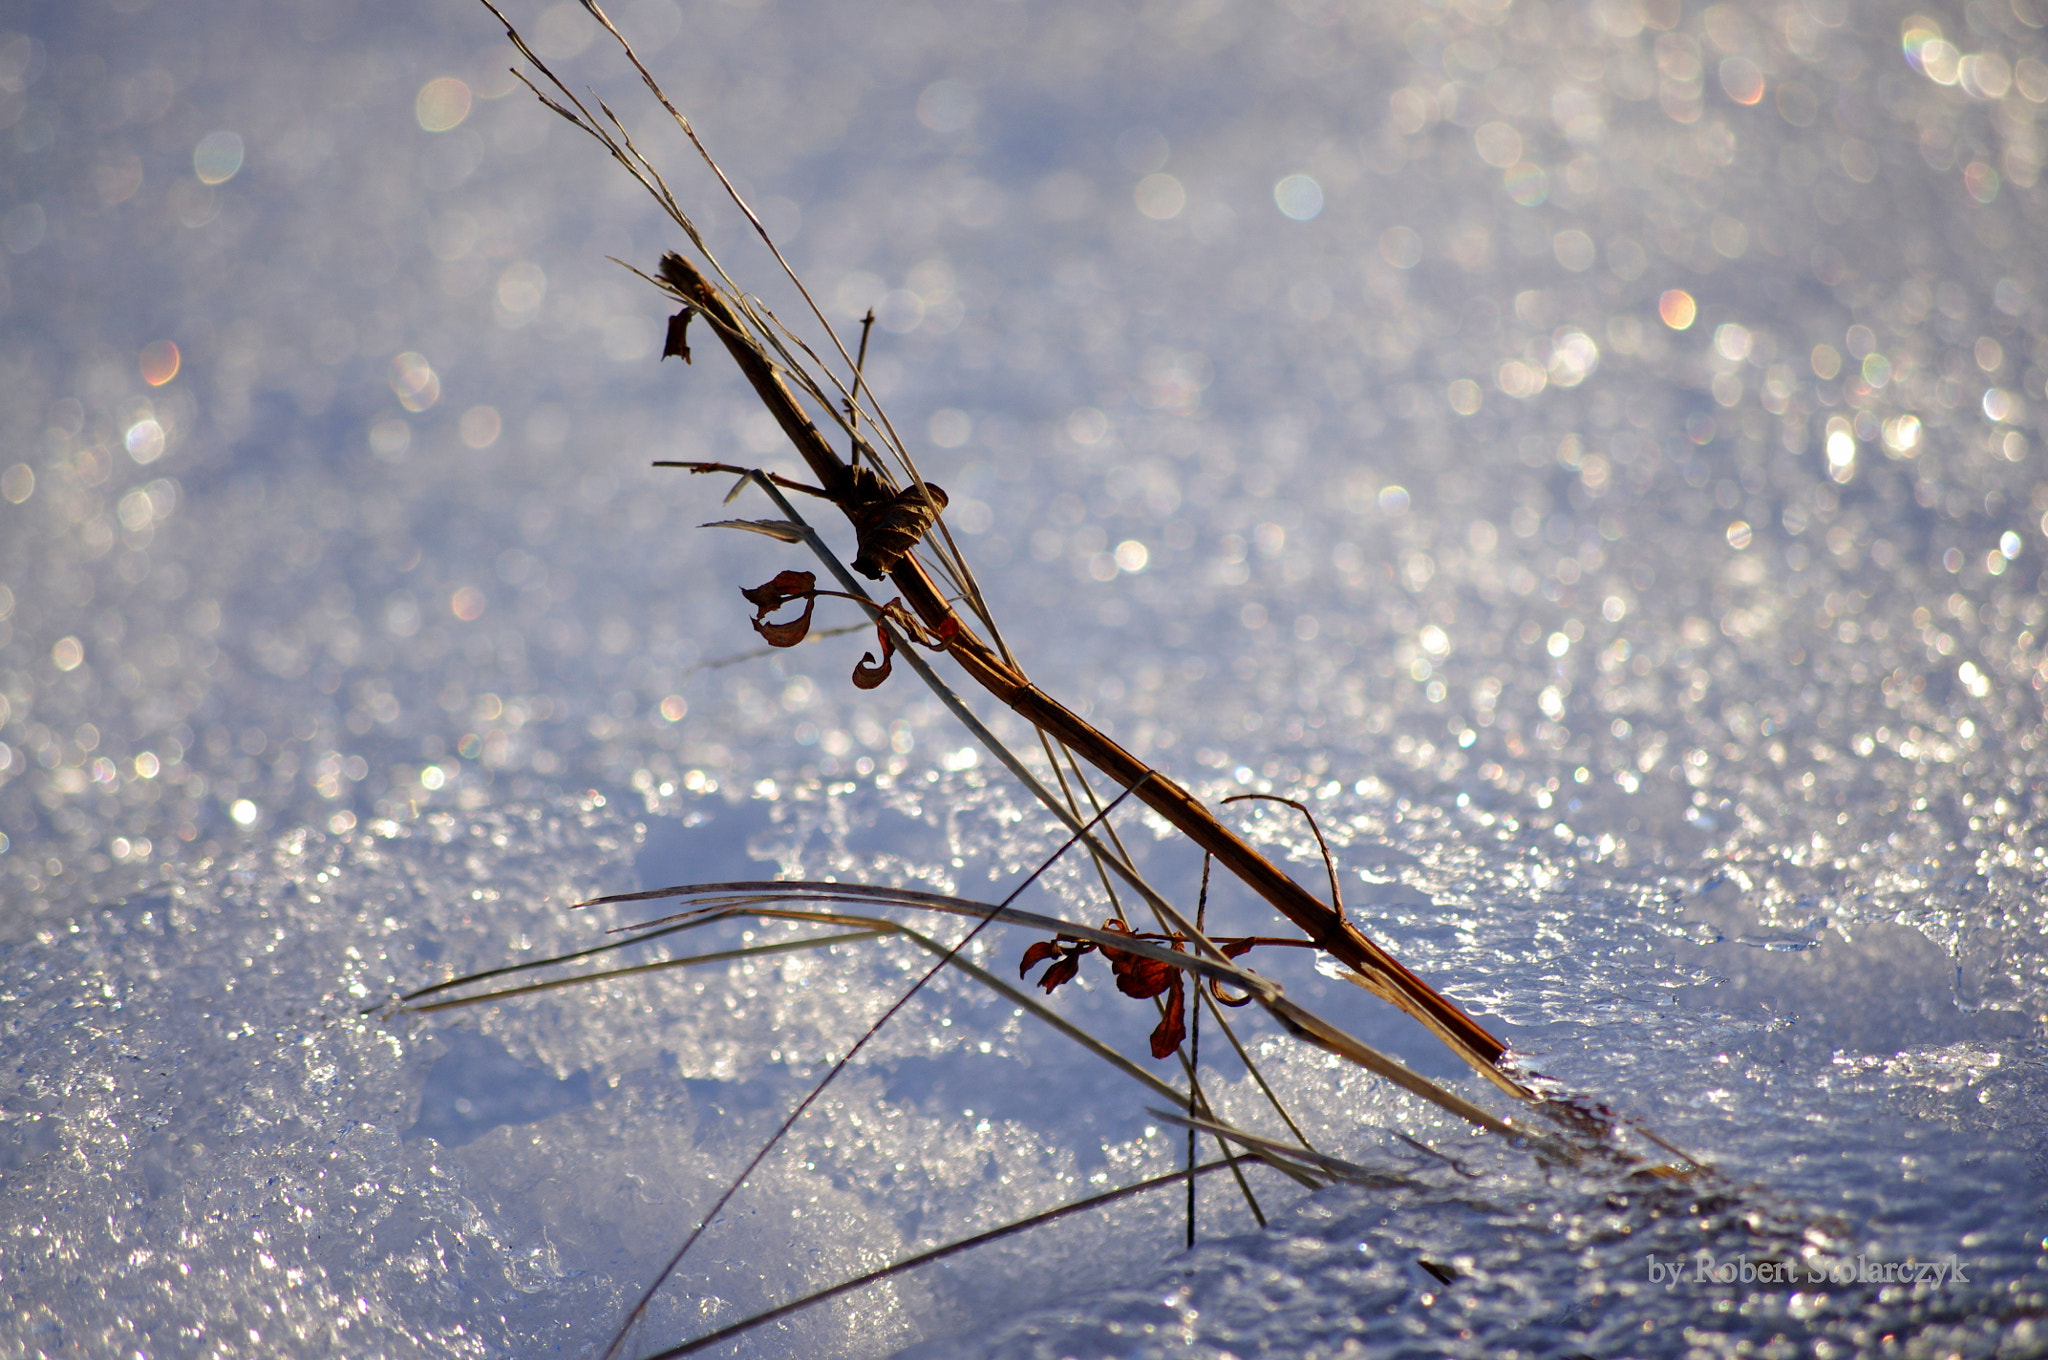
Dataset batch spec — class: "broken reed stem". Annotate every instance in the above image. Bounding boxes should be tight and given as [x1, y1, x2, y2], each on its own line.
[657, 249, 1527, 1100]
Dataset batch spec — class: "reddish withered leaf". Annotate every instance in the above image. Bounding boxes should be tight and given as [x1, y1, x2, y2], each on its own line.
[742, 570, 818, 648]
[662, 307, 693, 363]
[742, 570, 816, 611]
[1110, 949, 1177, 999]
[1207, 937, 1261, 1007]
[1099, 919, 1180, 1000]
[755, 604, 815, 648]
[1148, 976, 1187, 1059]
[1037, 954, 1081, 993]
[1018, 940, 1061, 978]
[850, 621, 895, 689]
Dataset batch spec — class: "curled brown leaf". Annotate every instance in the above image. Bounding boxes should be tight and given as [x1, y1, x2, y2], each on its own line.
[850, 621, 895, 689]
[742, 570, 818, 648]
[849, 480, 948, 579]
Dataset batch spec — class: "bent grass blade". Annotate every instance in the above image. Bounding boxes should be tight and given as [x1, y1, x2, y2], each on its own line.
[589, 781, 1168, 1360]
[590, 878, 1536, 1147]
[633, 1161, 1243, 1360]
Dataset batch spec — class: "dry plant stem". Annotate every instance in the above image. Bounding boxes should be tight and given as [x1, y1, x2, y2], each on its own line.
[1222, 794, 1346, 920]
[1187, 858, 1210, 1248]
[397, 899, 1337, 1195]
[660, 250, 1523, 1096]
[402, 930, 888, 1015]
[596, 784, 1150, 1360]
[1149, 1109, 1406, 1187]
[597, 881, 1529, 1143]
[705, 484, 1538, 1147]
[637, 1161, 1240, 1360]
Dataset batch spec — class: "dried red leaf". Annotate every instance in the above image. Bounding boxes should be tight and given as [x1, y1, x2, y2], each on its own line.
[1018, 940, 1061, 978]
[742, 570, 818, 648]
[1148, 975, 1186, 1058]
[935, 615, 961, 644]
[754, 596, 815, 647]
[1037, 954, 1081, 993]
[1109, 949, 1177, 999]
[741, 570, 816, 612]
[1099, 919, 1180, 1000]
[662, 307, 693, 363]
[850, 621, 895, 689]
[1208, 938, 1260, 1007]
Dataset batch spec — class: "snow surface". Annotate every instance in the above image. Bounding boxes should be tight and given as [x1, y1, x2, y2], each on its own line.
[2, 0, 2046, 1355]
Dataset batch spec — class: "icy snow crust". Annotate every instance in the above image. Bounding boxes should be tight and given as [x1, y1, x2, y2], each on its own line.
[2, 0, 2046, 1355]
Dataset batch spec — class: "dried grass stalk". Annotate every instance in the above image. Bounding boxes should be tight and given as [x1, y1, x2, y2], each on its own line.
[418, 4, 1717, 1355]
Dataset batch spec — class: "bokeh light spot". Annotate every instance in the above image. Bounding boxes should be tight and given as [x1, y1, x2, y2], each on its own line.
[1718, 57, 1764, 104]
[1474, 121, 1523, 168]
[1273, 174, 1323, 221]
[369, 417, 411, 463]
[916, 79, 976, 133]
[497, 261, 547, 315]
[416, 77, 473, 132]
[0, 463, 32, 504]
[928, 408, 972, 448]
[1882, 414, 1922, 456]
[1548, 329, 1599, 386]
[1502, 162, 1549, 206]
[1498, 359, 1547, 399]
[1134, 172, 1185, 220]
[139, 340, 180, 386]
[192, 131, 244, 185]
[532, 2, 597, 58]
[125, 419, 166, 464]
[390, 352, 440, 412]
[1552, 229, 1595, 271]
[1958, 54, 2012, 100]
[1378, 225, 1421, 268]
[459, 405, 501, 448]
[1658, 289, 1697, 330]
